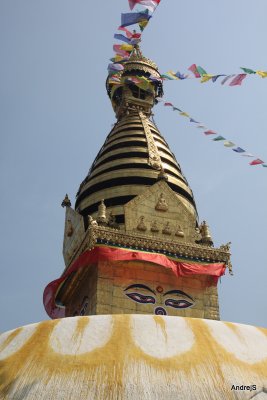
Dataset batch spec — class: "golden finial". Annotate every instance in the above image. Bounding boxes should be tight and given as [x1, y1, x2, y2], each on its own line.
[97, 200, 107, 225]
[200, 220, 213, 246]
[61, 194, 71, 208]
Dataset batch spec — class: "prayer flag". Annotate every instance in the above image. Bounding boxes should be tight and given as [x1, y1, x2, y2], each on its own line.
[125, 76, 141, 84]
[201, 74, 213, 83]
[212, 75, 226, 82]
[188, 64, 201, 78]
[197, 125, 206, 129]
[232, 147, 245, 153]
[161, 74, 173, 80]
[204, 130, 217, 135]
[262, 164, 267, 167]
[121, 10, 151, 27]
[190, 118, 199, 123]
[241, 153, 254, 157]
[167, 70, 179, 80]
[113, 45, 131, 57]
[250, 159, 264, 165]
[139, 19, 149, 31]
[129, 0, 160, 11]
[108, 63, 124, 72]
[114, 34, 131, 44]
[175, 71, 188, 80]
[229, 74, 247, 86]
[149, 74, 162, 82]
[221, 75, 235, 85]
[213, 136, 226, 141]
[256, 70, 267, 78]
[180, 112, 190, 117]
[118, 26, 133, 39]
[240, 67, 256, 74]
[120, 44, 134, 51]
[173, 107, 182, 112]
[164, 102, 173, 106]
[197, 66, 207, 76]
[223, 141, 235, 147]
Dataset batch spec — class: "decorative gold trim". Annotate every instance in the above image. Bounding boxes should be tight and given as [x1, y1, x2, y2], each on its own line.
[64, 225, 232, 274]
[139, 111, 162, 170]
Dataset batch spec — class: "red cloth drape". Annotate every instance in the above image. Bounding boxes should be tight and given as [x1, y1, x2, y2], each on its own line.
[43, 245, 226, 319]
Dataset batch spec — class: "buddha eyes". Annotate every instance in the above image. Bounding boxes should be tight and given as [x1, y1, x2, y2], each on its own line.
[125, 292, 156, 304]
[164, 299, 193, 309]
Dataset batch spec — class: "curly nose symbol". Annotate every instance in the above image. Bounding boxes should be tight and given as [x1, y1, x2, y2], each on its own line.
[154, 307, 167, 315]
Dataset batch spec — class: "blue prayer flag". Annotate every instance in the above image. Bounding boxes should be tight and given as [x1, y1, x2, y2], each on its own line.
[114, 34, 131, 44]
[233, 147, 245, 153]
[121, 10, 151, 27]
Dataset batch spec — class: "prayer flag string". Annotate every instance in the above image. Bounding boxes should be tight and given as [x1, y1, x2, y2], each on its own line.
[159, 99, 266, 168]
[160, 65, 267, 86]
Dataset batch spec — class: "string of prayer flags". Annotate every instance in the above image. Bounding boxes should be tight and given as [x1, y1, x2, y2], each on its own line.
[159, 97, 265, 168]
[161, 65, 267, 86]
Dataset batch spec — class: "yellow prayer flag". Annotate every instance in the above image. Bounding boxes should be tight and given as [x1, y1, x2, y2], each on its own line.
[179, 112, 190, 118]
[167, 70, 179, 80]
[223, 141, 235, 147]
[256, 70, 267, 78]
[200, 74, 213, 83]
[120, 44, 134, 52]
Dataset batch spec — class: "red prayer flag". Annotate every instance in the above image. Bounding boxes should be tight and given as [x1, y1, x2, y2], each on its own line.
[204, 130, 217, 135]
[229, 73, 247, 86]
[118, 26, 133, 39]
[188, 64, 201, 78]
[164, 102, 173, 107]
[249, 159, 264, 166]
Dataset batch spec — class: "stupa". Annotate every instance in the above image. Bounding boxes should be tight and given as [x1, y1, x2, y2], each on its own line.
[0, 46, 266, 400]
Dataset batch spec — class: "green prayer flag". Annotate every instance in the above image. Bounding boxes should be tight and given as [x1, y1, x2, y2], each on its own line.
[197, 66, 207, 76]
[262, 164, 267, 167]
[240, 67, 256, 74]
[213, 136, 226, 141]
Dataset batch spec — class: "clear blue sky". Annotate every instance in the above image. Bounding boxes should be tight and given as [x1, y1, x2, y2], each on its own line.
[0, 0, 266, 332]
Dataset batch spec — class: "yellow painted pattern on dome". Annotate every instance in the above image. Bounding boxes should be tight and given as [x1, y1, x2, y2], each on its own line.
[0, 315, 266, 399]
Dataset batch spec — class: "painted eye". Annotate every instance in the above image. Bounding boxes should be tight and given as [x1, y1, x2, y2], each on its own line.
[126, 292, 155, 304]
[165, 299, 193, 309]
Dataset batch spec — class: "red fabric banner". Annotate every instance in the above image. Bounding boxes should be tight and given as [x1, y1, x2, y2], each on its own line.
[43, 245, 226, 319]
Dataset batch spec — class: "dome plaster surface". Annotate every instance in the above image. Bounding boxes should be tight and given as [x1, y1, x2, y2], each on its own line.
[0, 315, 267, 399]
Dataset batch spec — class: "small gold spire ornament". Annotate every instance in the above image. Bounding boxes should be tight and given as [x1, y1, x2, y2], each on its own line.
[137, 216, 147, 231]
[88, 216, 98, 227]
[199, 220, 213, 246]
[155, 193, 168, 211]
[97, 199, 107, 225]
[61, 194, 71, 208]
